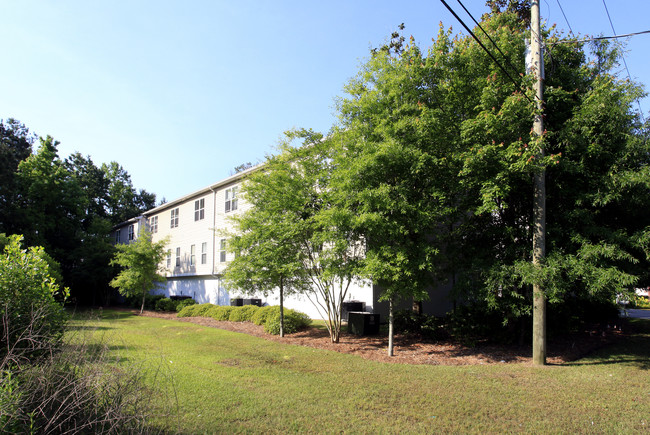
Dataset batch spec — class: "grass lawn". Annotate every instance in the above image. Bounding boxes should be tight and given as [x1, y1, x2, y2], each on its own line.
[68, 310, 650, 434]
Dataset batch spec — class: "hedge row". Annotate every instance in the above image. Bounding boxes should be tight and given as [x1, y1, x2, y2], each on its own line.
[177, 304, 311, 335]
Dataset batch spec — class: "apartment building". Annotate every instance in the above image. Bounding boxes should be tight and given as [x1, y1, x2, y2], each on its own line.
[111, 166, 377, 319]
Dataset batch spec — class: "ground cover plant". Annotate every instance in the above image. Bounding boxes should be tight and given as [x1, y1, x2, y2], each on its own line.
[75, 309, 650, 433]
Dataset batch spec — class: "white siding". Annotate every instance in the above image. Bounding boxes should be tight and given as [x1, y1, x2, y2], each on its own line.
[111, 166, 384, 319]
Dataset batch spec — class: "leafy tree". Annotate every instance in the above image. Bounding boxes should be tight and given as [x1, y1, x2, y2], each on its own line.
[333, 28, 470, 355]
[327, 8, 648, 356]
[224, 130, 365, 342]
[110, 229, 168, 314]
[14, 136, 86, 286]
[102, 161, 156, 225]
[0, 119, 34, 235]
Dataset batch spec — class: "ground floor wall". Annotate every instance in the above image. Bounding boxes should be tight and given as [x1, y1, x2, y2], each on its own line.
[152, 275, 453, 320]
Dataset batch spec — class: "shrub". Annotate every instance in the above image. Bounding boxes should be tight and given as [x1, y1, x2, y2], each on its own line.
[229, 305, 260, 322]
[210, 306, 235, 321]
[263, 308, 311, 335]
[154, 297, 176, 312]
[251, 305, 278, 326]
[177, 303, 215, 318]
[0, 235, 68, 362]
[176, 298, 197, 312]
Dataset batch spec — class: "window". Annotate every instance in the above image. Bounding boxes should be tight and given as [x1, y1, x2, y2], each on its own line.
[194, 198, 205, 221]
[175, 247, 181, 267]
[166, 250, 171, 268]
[149, 216, 158, 234]
[219, 239, 227, 262]
[115, 230, 121, 243]
[128, 224, 135, 241]
[170, 208, 179, 228]
[201, 242, 207, 264]
[225, 186, 238, 213]
[190, 244, 196, 266]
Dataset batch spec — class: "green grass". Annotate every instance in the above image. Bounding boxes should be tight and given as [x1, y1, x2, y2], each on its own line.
[69, 310, 650, 434]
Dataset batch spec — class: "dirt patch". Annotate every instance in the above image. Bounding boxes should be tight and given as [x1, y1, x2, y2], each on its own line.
[132, 309, 625, 366]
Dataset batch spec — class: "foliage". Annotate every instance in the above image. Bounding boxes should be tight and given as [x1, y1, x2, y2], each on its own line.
[0, 119, 33, 236]
[229, 305, 260, 322]
[393, 310, 447, 340]
[153, 297, 197, 312]
[177, 303, 215, 318]
[110, 229, 168, 314]
[209, 306, 235, 321]
[263, 309, 311, 335]
[0, 119, 156, 306]
[176, 298, 197, 312]
[328, 11, 650, 345]
[177, 304, 310, 335]
[0, 235, 68, 361]
[224, 129, 365, 342]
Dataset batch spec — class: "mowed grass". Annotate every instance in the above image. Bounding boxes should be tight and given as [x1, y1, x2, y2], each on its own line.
[69, 310, 650, 434]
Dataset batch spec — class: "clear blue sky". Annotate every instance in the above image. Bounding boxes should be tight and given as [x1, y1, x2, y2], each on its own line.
[2, 1, 648, 202]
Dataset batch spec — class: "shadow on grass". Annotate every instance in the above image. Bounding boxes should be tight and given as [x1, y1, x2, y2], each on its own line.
[562, 318, 650, 370]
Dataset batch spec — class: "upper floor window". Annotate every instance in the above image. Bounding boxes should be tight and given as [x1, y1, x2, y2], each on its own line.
[149, 216, 158, 234]
[175, 247, 181, 267]
[194, 198, 205, 221]
[170, 208, 179, 228]
[128, 224, 135, 241]
[190, 244, 196, 266]
[166, 250, 171, 268]
[225, 186, 238, 213]
[201, 242, 207, 264]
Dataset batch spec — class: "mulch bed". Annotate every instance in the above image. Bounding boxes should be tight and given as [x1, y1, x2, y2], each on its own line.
[130, 309, 626, 366]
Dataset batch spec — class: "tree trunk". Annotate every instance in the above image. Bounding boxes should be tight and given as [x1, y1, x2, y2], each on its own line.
[279, 276, 284, 338]
[388, 297, 394, 357]
[140, 284, 146, 315]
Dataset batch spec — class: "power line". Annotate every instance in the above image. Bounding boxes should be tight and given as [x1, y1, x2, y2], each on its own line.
[602, 0, 645, 123]
[454, 0, 521, 81]
[439, 0, 533, 103]
[549, 29, 650, 45]
[555, 0, 573, 35]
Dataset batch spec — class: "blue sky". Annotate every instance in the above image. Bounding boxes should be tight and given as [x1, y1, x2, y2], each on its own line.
[2, 1, 648, 202]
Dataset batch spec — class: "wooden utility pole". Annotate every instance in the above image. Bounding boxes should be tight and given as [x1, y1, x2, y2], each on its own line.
[531, 0, 546, 366]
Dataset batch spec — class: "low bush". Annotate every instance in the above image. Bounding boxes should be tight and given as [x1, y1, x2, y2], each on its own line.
[229, 305, 260, 322]
[154, 297, 197, 312]
[177, 304, 311, 335]
[178, 303, 216, 318]
[263, 308, 312, 335]
[155, 297, 176, 312]
[176, 298, 197, 312]
[251, 305, 278, 326]
[210, 306, 235, 321]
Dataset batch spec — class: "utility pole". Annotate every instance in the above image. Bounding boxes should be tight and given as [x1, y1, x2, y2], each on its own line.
[530, 0, 546, 366]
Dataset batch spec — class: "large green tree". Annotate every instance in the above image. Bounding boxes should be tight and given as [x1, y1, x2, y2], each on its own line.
[0, 119, 34, 235]
[224, 130, 365, 342]
[329, 9, 648, 355]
